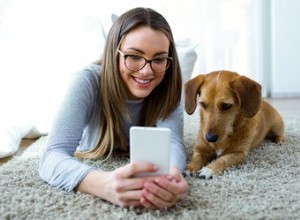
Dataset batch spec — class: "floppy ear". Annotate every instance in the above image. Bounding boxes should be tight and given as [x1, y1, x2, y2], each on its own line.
[184, 74, 205, 115]
[231, 75, 262, 118]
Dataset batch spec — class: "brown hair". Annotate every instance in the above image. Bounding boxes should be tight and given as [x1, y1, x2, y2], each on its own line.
[75, 7, 182, 160]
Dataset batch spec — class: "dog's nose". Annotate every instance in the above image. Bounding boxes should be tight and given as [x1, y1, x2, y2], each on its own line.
[206, 133, 218, 142]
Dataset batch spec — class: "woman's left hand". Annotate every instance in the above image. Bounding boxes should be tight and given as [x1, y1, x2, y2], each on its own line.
[140, 166, 189, 209]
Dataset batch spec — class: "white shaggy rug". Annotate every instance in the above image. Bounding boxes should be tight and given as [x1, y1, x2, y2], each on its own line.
[1, 108, 300, 219]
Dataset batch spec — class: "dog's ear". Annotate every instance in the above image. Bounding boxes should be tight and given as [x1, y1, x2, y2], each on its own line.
[231, 75, 262, 118]
[184, 75, 205, 115]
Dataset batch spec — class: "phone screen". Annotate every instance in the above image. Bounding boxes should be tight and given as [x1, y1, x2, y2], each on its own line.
[130, 126, 171, 177]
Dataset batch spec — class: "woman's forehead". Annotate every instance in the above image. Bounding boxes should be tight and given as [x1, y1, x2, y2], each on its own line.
[120, 26, 170, 54]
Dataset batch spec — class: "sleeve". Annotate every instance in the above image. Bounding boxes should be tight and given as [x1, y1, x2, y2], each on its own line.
[156, 102, 186, 172]
[38, 65, 100, 191]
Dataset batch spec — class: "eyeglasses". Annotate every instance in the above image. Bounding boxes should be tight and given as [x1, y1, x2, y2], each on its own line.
[117, 50, 172, 73]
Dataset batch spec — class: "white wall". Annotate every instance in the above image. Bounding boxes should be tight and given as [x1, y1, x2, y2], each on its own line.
[0, 0, 298, 122]
[1, 0, 298, 142]
[270, 0, 300, 97]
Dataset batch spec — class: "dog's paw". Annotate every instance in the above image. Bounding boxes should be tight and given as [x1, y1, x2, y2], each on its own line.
[183, 170, 196, 177]
[197, 167, 215, 180]
[186, 163, 201, 173]
[274, 136, 285, 145]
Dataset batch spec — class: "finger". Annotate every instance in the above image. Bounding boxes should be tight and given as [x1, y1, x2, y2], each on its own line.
[116, 190, 143, 207]
[154, 177, 178, 194]
[153, 178, 188, 204]
[140, 197, 156, 209]
[115, 175, 162, 192]
[114, 178, 145, 192]
[127, 200, 143, 207]
[142, 189, 171, 209]
[117, 163, 158, 178]
[169, 166, 183, 182]
[144, 181, 174, 202]
[155, 174, 188, 196]
[121, 199, 142, 208]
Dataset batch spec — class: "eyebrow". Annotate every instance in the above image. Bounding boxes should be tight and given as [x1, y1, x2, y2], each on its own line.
[125, 47, 169, 57]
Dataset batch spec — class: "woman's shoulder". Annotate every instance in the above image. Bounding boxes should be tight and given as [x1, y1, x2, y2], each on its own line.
[75, 63, 101, 80]
[69, 63, 101, 89]
[61, 63, 101, 106]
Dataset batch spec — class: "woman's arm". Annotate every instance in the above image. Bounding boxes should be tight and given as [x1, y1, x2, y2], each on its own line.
[76, 162, 160, 207]
[156, 102, 186, 172]
[39, 65, 100, 191]
[38, 65, 168, 208]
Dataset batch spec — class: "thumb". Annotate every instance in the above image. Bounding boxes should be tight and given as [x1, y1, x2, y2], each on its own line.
[168, 166, 181, 182]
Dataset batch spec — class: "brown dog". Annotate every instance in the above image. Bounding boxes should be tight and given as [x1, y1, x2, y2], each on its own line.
[185, 70, 285, 179]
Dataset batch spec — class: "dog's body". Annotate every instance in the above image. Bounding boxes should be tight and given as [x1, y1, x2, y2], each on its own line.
[185, 71, 284, 179]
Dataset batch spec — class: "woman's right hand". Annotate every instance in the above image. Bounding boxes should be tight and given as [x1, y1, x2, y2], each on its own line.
[76, 162, 159, 207]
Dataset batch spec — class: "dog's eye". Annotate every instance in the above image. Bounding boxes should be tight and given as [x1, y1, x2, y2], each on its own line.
[200, 102, 207, 109]
[221, 103, 232, 111]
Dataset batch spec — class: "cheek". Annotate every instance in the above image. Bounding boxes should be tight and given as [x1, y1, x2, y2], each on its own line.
[119, 58, 126, 73]
[119, 62, 132, 83]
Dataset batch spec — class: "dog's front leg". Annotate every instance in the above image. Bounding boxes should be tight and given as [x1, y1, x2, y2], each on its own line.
[186, 144, 215, 173]
[199, 151, 247, 179]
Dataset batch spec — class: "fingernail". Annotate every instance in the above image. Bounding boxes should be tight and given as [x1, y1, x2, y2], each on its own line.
[167, 175, 178, 183]
[167, 175, 173, 180]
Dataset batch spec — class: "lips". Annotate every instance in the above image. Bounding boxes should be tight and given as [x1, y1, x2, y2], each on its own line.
[133, 76, 152, 84]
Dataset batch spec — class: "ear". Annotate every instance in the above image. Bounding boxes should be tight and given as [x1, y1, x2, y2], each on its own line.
[184, 74, 205, 115]
[231, 75, 262, 118]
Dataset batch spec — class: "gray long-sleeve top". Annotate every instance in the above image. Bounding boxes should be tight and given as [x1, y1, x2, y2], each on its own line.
[38, 64, 186, 191]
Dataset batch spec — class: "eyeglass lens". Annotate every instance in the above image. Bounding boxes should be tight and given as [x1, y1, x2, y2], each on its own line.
[125, 55, 170, 73]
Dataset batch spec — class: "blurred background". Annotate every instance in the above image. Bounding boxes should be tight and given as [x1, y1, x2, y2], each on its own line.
[0, 0, 299, 135]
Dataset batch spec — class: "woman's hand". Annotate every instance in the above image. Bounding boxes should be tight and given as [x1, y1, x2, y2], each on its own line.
[76, 162, 159, 207]
[140, 166, 189, 209]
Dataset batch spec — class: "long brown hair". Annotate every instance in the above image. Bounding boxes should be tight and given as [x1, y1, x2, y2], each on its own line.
[75, 7, 182, 160]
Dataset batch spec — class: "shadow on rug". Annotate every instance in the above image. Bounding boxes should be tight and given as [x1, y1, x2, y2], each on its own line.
[1, 111, 300, 220]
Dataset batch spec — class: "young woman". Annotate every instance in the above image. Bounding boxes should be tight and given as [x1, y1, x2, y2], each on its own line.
[39, 7, 188, 209]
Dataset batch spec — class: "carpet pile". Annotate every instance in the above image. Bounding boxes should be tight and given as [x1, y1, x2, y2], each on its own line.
[1, 109, 299, 219]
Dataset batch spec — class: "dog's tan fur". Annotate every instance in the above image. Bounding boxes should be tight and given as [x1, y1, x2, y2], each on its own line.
[185, 71, 285, 179]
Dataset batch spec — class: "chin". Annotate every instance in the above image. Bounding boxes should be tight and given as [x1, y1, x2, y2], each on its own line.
[130, 90, 151, 100]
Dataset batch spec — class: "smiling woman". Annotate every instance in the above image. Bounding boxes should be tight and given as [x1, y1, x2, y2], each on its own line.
[117, 26, 171, 100]
[0, 0, 198, 160]
[1, 0, 280, 180]
[36, 7, 189, 209]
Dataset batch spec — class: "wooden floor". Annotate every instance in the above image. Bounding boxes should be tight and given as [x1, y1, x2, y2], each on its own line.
[0, 138, 37, 166]
[0, 98, 299, 166]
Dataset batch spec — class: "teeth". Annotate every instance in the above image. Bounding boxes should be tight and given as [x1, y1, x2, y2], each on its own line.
[134, 77, 151, 84]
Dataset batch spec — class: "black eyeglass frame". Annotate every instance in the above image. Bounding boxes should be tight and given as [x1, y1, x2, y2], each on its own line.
[117, 49, 173, 73]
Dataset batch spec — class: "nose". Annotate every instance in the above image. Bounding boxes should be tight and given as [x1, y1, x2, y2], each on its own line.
[139, 62, 153, 75]
[205, 133, 218, 143]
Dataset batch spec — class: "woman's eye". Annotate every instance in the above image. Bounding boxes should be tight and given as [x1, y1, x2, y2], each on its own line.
[152, 57, 167, 64]
[127, 55, 142, 61]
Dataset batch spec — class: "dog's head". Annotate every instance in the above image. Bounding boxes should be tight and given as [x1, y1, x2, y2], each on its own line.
[185, 71, 262, 143]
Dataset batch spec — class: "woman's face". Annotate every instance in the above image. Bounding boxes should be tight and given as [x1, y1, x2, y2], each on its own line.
[118, 26, 170, 100]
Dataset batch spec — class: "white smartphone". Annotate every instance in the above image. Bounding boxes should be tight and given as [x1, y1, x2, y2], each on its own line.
[130, 126, 171, 177]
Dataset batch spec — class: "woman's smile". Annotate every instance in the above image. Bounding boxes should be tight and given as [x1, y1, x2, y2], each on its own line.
[118, 25, 169, 100]
[132, 76, 152, 85]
